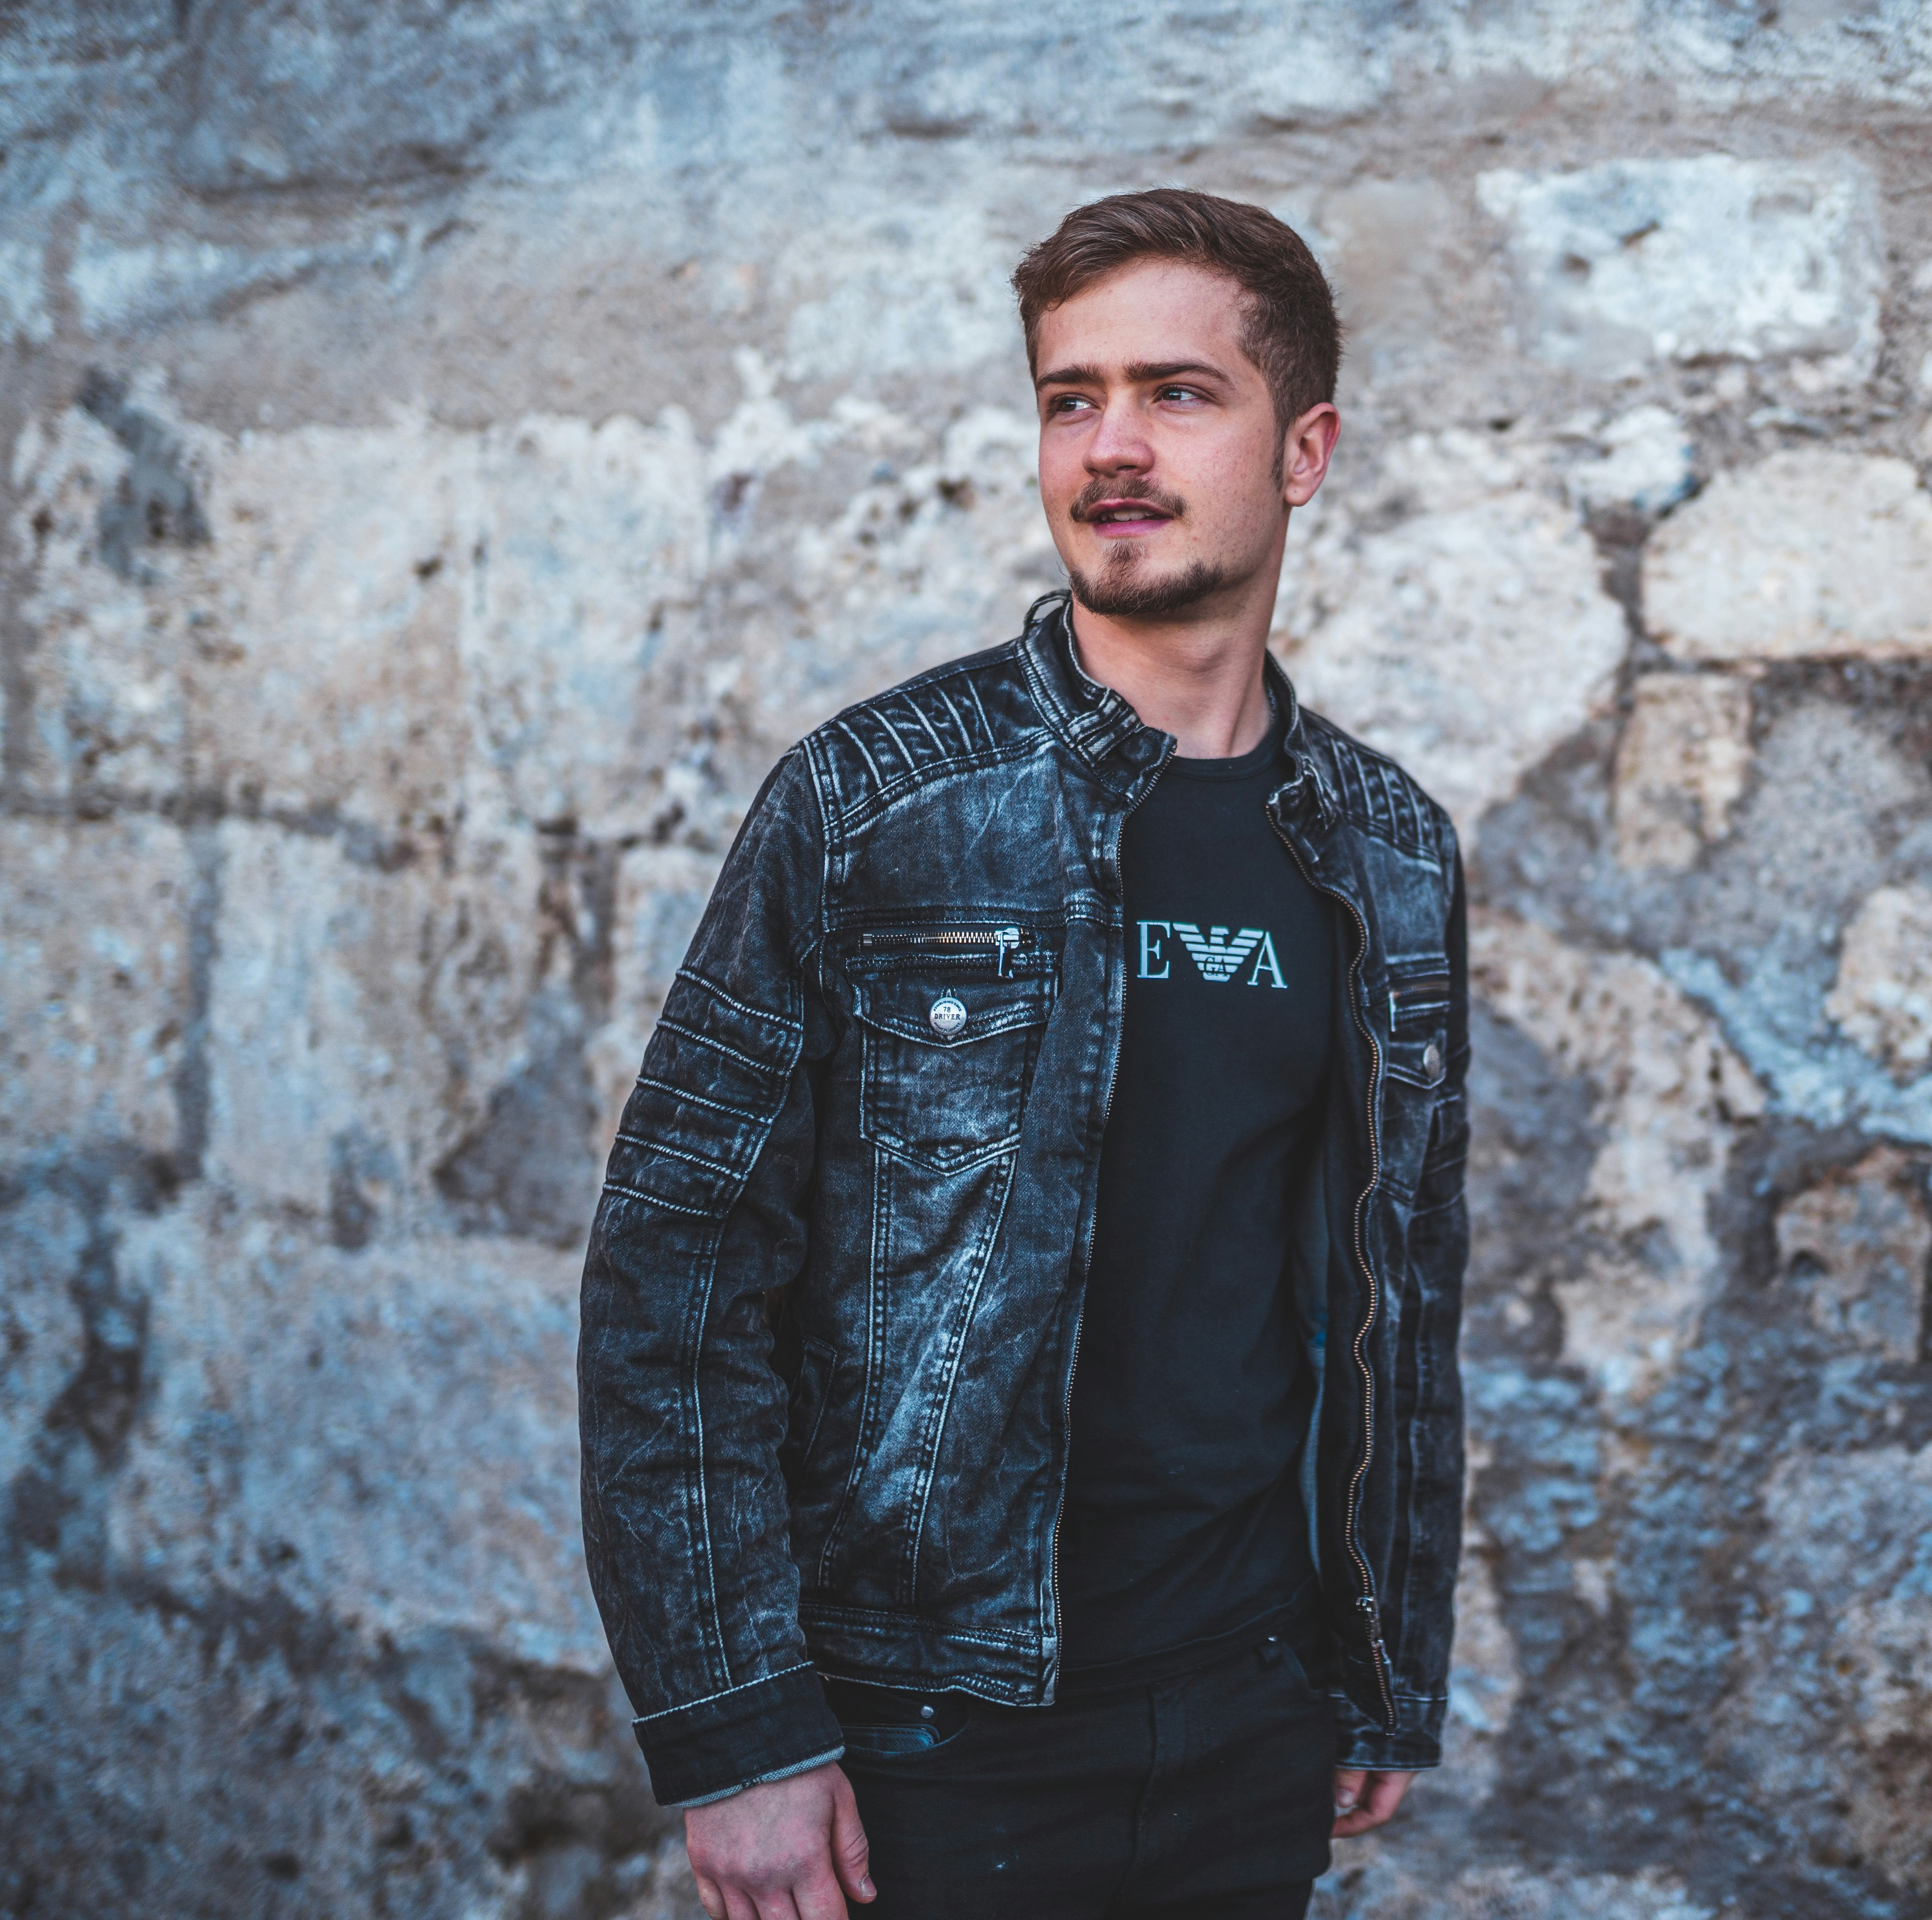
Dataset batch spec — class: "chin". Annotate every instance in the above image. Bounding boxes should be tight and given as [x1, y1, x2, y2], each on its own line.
[1068, 555, 1232, 619]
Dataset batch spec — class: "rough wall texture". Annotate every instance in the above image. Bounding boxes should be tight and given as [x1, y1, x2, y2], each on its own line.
[4, 5, 1932, 1918]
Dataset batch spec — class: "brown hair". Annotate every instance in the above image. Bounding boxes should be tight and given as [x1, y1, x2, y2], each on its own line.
[1011, 188, 1342, 437]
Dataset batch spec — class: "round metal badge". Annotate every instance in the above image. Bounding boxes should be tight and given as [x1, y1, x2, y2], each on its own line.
[928, 995, 968, 1038]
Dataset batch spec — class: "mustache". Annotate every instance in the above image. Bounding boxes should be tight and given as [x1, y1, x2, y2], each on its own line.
[1068, 477, 1187, 522]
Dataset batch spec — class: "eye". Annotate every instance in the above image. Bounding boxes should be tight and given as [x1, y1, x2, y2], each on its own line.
[1047, 393, 1094, 415]
[1156, 384, 1205, 405]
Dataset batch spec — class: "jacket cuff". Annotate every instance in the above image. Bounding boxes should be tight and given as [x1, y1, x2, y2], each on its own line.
[1330, 1669, 1446, 1771]
[633, 1662, 846, 1808]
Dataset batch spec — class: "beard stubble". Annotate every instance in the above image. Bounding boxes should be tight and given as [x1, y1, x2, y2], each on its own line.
[1064, 476, 1232, 618]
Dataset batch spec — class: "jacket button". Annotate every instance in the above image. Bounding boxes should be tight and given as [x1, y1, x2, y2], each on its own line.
[929, 996, 968, 1037]
[919, 1703, 935, 1721]
[1422, 1041, 1443, 1080]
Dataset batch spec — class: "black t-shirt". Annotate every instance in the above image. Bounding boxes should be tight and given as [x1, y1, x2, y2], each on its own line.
[1059, 707, 1334, 1691]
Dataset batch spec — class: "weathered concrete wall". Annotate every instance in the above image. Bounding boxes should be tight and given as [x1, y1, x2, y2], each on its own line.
[4, 5, 1931, 1917]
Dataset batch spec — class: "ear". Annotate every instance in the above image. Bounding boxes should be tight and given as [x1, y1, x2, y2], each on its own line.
[1282, 403, 1342, 509]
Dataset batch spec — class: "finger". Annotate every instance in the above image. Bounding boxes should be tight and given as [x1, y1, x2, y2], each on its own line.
[828, 1770, 876, 1905]
[1332, 1767, 1368, 1818]
[720, 1886, 763, 1920]
[751, 1888, 806, 1920]
[692, 1871, 727, 1920]
[793, 1865, 851, 1920]
[1332, 1770, 1411, 1837]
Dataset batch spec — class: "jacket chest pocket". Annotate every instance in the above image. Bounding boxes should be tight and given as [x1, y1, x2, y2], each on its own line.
[851, 936, 1057, 1176]
[1381, 956, 1451, 1091]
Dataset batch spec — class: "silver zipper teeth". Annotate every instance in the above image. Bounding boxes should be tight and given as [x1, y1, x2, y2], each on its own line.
[1269, 799, 1398, 1733]
[1392, 978, 1449, 1002]
[1045, 749, 1170, 1697]
[861, 926, 1031, 974]
[861, 929, 1018, 945]
[1391, 981, 1450, 1021]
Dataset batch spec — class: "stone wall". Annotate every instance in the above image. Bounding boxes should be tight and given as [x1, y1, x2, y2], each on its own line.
[4, 6, 1931, 1917]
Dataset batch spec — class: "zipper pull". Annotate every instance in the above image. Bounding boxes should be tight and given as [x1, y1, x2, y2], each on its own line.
[996, 927, 1022, 977]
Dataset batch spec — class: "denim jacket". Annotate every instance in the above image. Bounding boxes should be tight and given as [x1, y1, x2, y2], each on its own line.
[579, 597, 1469, 1807]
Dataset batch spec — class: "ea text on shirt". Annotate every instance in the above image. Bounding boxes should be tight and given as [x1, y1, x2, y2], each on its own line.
[1136, 921, 1290, 988]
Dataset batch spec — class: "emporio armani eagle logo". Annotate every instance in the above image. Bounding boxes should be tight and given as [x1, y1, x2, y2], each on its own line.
[1137, 921, 1288, 988]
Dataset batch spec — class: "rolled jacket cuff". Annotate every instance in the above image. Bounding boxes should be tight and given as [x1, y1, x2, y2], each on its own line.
[1330, 1668, 1446, 1772]
[633, 1662, 847, 1808]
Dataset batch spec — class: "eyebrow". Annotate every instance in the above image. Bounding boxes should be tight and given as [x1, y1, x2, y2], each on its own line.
[1034, 359, 1233, 391]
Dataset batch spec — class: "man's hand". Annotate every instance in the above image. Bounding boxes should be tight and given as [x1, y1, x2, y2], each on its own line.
[1331, 1767, 1413, 1839]
[685, 1764, 874, 1920]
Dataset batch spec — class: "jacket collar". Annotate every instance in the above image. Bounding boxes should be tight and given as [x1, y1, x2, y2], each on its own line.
[1017, 593, 1157, 789]
[1017, 591, 1326, 824]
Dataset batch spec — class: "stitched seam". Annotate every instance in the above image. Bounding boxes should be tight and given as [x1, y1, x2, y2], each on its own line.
[872, 702, 914, 773]
[804, 729, 847, 853]
[799, 1605, 1031, 1650]
[747, 1747, 846, 1787]
[601, 1182, 717, 1220]
[656, 1017, 786, 1080]
[818, 1144, 888, 1589]
[665, 1746, 847, 1809]
[675, 968, 803, 1039]
[832, 716, 886, 791]
[906, 695, 947, 756]
[631, 1662, 817, 1723]
[811, 1667, 1030, 1704]
[805, 730, 836, 954]
[931, 681, 969, 753]
[904, 1154, 1015, 1606]
[794, 1341, 837, 1469]
[635, 1076, 764, 1126]
[687, 1247, 729, 1689]
[852, 1004, 1045, 1045]
[1309, 720, 1454, 853]
[679, 998, 805, 1690]
[613, 1135, 741, 1182]
[964, 674, 994, 746]
[1014, 626, 1069, 740]
[874, 1134, 1022, 1176]
[833, 735, 1043, 833]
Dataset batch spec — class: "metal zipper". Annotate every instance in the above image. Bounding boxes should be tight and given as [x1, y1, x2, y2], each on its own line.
[1267, 793, 1399, 1731]
[1390, 974, 1450, 1021]
[1043, 748, 1170, 1697]
[860, 925, 1032, 976]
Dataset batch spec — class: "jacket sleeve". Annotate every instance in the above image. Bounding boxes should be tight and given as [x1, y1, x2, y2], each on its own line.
[1336, 847, 1471, 1774]
[578, 747, 846, 1807]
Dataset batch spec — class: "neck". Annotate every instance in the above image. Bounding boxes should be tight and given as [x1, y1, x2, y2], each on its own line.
[1065, 551, 1283, 760]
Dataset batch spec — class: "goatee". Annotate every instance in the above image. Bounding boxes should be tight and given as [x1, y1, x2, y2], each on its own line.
[1068, 556, 1232, 619]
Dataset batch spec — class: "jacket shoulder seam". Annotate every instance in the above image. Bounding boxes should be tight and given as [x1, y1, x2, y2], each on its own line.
[1303, 709, 1458, 867]
[805, 643, 1048, 833]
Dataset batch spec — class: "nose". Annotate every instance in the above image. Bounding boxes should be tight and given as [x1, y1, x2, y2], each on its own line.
[1084, 393, 1153, 475]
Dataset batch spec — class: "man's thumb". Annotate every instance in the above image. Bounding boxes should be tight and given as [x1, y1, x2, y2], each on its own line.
[831, 1786, 875, 1902]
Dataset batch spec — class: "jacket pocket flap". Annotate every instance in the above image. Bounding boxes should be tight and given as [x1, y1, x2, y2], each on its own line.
[1382, 954, 1450, 1090]
[853, 971, 1055, 1049]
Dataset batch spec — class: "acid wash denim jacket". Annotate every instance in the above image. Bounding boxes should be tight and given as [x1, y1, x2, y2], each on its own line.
[579, 595, 1470, 1808]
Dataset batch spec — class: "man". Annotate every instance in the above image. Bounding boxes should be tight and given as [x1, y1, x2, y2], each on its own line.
[580, 189, 1469, 1919]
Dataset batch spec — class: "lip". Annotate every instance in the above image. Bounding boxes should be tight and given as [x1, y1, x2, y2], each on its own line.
[1081, 499, 1175, 538]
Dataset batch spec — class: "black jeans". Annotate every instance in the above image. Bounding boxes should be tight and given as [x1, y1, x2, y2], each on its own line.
[828, 1629, 1335, 1918]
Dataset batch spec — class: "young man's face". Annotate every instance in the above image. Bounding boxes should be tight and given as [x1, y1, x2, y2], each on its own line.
[1031, 257, 1335, 619]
